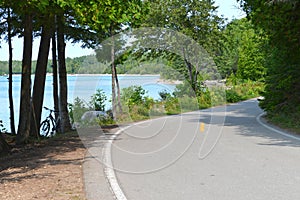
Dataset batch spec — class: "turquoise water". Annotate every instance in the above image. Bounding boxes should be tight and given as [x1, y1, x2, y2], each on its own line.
[0, 75, 175, 132]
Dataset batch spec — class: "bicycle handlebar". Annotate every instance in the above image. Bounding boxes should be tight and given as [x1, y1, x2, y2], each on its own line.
[43, 106, 59, 113]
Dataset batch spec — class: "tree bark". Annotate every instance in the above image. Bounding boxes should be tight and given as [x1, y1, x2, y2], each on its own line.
[52, 31, 59, 122]
[111, 35, 117, 120]
[30, 23, 52, 137]
[183, 47, 197, 93]
[16, 14, 33, 144]
[7, 8, 16, 135]
[57, 16, 72, 133]
[114, 64, 123, 114]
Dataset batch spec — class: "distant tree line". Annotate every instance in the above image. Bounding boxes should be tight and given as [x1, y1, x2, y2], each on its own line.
[0, 55, 175, 76]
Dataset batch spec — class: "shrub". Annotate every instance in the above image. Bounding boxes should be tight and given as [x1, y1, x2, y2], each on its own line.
[159, 90, 172, 101]
[173, 81, 196, 97]
[164, 97, 180, 115]
[209, 87, 226, 106]
[121, 85, 146, 108]
[90, 89, 107, 111]
[226, 89, 243, 103]
[226, 76, 264, 102]
[71, 97, 89, 123]
[96, 110, 115, 126]
[179, 95, 199, 112]
[149, 101, 165, 116]
[120, 86, 157, 120]
[197, 91, 211, 109]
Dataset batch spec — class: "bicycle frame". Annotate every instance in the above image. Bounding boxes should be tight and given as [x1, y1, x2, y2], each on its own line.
[41, 107, 60, 136]
[48, 112, 57, 131]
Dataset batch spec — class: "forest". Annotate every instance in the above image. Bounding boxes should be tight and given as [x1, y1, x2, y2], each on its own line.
[0, 55, 168, 75]
[0, 56, 102, 75]
[1, 0, 300, 155]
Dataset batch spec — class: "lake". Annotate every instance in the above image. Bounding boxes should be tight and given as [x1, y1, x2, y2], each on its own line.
[0, 74, 176, 132]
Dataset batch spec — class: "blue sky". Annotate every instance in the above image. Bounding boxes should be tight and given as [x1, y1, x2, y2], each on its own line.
[0, 0, 245, 61]
[214, 0, 245, 21]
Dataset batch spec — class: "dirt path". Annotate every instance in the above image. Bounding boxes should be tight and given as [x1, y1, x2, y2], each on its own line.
[0, 132, 86, 200]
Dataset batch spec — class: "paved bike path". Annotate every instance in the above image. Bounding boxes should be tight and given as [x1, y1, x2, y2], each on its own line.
[109, 99, 300, 200]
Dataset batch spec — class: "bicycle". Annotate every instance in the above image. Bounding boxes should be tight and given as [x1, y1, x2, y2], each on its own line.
[40, 107, 60, 137]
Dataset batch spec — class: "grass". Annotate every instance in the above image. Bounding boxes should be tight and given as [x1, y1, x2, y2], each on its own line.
[266, 111, 300, 134]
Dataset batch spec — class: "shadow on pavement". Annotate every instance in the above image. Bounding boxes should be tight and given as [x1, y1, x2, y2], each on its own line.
[189, 100, 300, 148]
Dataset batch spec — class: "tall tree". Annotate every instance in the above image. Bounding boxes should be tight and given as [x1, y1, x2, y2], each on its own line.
[31, 13, 54, 136]
[51, 0, 106, 131]
[14, 0, 51, 143]
[74, 0, 147, 119]
[16, 12, 33, 144]
[216, 18, 267, 80]
[0, 4, 18, 135]
[111, 36, 117, 118]
[0, 6, 17, 134]
[141, 0, 224, 93]
[52, 30, 59, 122]
[7, 7, 15, 135]
[57, 14, 72, 133]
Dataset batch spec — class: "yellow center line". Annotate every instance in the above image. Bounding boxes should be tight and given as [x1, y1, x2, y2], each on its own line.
[200, 122, 205, 132]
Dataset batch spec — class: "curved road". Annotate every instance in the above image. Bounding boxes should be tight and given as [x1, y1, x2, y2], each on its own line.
[108, 99, 300, 200]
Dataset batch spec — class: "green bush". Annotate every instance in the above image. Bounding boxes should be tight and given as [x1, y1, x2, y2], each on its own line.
[149, 102, 165, 116]
[120, 86, 157, 120]
[71, 94, 115, 127]
[226, 76, 264, 102]
[226, 89, 243, 103]
[90, 89, 107, 111]
[164, 97, 181, 115]
[173, 81, 196, 97]
[70, 78, 265, 127]
[159, 90, 172, 100]
[71, 97, 89, 123]
[209, 87, 226, 106]
[96, 111, 115, 126]
[121, 86, 146, 107]
[179, 95, 199, 112]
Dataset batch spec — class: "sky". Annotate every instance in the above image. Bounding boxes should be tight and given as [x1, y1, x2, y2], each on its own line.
[0, 0, 245, 61]
[214, 0, 245, 22]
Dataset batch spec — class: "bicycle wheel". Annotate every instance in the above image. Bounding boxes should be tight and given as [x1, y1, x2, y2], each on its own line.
[40, 120, 50, 137]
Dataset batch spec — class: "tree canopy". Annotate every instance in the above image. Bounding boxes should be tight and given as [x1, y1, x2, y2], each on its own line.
[216, 18, 267, 80]
[239, 0, 300, 126]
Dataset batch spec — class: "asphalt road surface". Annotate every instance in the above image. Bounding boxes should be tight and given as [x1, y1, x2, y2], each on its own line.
[109, 99, 300, 200]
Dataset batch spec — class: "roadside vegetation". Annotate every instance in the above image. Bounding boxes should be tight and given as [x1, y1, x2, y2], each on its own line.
[70, 77, 264, 127]
[238, 0, 300, 133]
[0, 0, 299, 157]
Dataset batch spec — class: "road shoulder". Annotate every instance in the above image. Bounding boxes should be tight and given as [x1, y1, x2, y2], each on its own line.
[256, 112, 300, 141]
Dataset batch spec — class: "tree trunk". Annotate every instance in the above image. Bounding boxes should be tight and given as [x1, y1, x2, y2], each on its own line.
[7, 8, 16, 135]
[111, 35, 117, 120]
[57, 16, 72, 133]
[52, 31, 59, 121]
[30, 24, 52, 137]
[114, 65, 123, 114]
[16, 14, 33, 144]
[183, 46, 196, 92]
